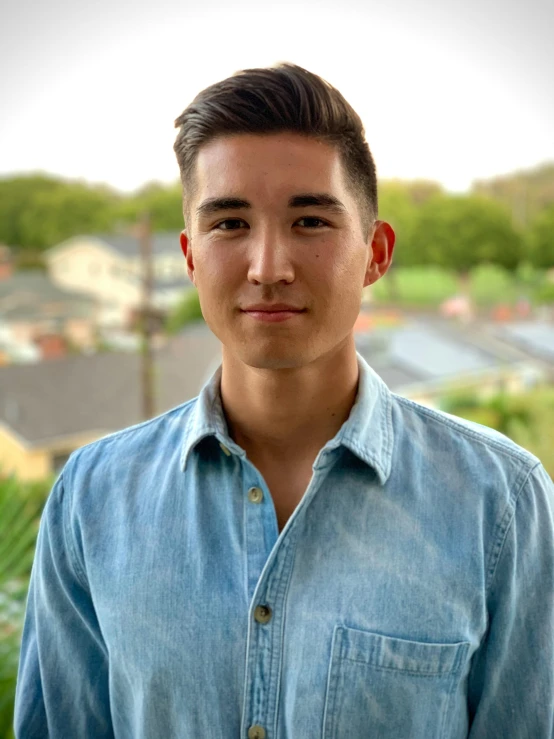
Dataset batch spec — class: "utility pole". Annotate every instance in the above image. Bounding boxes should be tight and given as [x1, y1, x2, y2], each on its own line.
[139, 211, 155, 420]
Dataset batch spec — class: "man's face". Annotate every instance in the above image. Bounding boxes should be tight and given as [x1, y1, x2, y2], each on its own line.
[180, 132, 394, 370]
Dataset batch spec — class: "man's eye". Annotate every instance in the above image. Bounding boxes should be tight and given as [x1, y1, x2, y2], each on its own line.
[214, 219, 248, 231]
[296, 217, 328, 228]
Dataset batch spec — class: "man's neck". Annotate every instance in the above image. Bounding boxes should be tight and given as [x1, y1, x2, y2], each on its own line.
[220, 339, 360, 465]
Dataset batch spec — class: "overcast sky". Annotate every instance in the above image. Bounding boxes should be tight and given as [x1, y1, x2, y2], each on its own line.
[1, 0, 553, 193]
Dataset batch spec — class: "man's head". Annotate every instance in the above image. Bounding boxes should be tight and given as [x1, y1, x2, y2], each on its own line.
[174, 62, 378, 238]
[173, 63, 395, 371]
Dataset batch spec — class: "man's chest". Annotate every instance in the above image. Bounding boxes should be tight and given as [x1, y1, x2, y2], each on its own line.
[84, 462, 488, 738]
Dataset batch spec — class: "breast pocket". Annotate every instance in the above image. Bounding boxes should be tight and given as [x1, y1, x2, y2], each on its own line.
[322, 625, 469, 739]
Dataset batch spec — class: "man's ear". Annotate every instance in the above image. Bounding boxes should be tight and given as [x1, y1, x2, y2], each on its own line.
[363, 220, 396, 288]
[180, 230, 196, 286]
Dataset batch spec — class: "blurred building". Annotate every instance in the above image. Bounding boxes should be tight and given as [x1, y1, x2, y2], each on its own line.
[0, 327, 221, 481]
[0, 270, 97, 363]
[355, 316, 547, 409]
[45, 232, 192, 328]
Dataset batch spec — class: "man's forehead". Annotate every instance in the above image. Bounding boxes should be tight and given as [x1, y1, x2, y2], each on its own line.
[192, 132, 349, 205]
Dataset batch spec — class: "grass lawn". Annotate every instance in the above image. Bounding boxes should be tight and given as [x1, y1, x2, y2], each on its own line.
[370, 265, 547, 308]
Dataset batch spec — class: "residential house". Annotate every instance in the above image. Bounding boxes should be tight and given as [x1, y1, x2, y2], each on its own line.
[0, 270, 97, 362]
[355, 315, 546, 408]
[45, 232, 191, 328]
[0, 327, 222, 481]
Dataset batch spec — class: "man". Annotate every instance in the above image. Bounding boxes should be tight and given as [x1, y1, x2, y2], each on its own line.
[15, 63, 554, 738]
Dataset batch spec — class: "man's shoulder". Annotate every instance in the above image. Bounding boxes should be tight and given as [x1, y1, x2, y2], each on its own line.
[64, 396, 200, 480]
[390, 393, 541, 496]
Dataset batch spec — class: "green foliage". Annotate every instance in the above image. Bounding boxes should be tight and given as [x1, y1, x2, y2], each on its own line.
[0, 175, 120, 250]
[534, 280, 554, 305]
[410, 194, 523, 273]
[469, 264, 518, 306]
[0, 476, 45, 738]
[372, 266, 458, 305]
[378, 180, 445, 268]
[527, 204, 554, 269]
[115, 182, 184, 232]
[165, 288, 204, 334]
[472, 162, 554, 229]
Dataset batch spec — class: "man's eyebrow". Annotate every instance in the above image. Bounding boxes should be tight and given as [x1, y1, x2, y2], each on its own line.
[196, 198, 251, 218]
[288, 193, 347, 214]
[195, 193, 348, 218]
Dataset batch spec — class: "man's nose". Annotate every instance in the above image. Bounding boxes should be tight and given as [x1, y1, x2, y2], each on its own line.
[247, 226, 295, 285]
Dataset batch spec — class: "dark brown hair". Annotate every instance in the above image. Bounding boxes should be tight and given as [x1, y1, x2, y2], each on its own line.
[173, 62, 378, 237]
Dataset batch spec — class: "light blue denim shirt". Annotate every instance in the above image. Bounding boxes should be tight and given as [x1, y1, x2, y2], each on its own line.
[15, 353, 554, 738]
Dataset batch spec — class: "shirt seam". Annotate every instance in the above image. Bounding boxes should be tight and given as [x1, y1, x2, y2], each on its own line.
[59, 471, 89, 592]
[485, 461, 542, 599]
[394, 394, 537, 466]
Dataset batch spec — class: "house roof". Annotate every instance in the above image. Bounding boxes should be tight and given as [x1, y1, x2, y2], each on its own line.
[48, 232, 182, 260]
[0, 271, 96, 321]
[0, 271, 94, 303]
[494, 322, 554, 364]
[354, 317, 537, 393]
[0, 327, 222, 446]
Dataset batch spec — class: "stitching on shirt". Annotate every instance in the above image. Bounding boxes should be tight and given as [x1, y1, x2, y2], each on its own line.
[341, 656, 456, 677]
[59, 472, 89, 591]
[393, 394, 538, 468]
[485, 462, 541, 598]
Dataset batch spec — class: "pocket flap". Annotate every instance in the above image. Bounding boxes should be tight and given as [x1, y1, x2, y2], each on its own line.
[335, 626, 469, 676]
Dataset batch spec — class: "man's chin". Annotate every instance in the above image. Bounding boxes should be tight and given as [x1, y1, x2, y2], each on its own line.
[229, 343, 312, 371]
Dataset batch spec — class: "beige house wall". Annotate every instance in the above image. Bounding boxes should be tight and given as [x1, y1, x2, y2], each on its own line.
[0, 426, 50, 481]
[47, 238, 189, 327]
[47, 240, 140, 325]
[0, 425, 109, 482]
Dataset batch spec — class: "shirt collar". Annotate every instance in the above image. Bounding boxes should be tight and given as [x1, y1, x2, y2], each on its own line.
[181, 351, 394, 485]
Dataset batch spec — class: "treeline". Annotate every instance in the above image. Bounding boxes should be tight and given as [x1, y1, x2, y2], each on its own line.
[1, 164, 554, 273]
[0, 175, 184, 252]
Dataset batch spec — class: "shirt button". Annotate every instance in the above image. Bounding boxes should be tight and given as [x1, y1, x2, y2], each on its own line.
[248, 486, 263, 503]
[219, 443, 231, 456]
[248, 726, 266, 739]
[254, 604, 272, 624]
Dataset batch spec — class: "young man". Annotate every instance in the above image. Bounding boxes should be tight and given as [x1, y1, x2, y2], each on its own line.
[15, 63, 554, 738]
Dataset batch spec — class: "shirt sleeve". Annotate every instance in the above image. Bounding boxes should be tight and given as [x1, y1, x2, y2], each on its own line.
[467, 462, 554, 737]
[14, 472, 114, 738]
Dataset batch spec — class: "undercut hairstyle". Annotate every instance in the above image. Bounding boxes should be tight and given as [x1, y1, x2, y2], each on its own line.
[173, 62, 378, 239]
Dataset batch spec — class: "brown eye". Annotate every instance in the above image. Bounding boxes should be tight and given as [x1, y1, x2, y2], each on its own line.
[214, 219, 248, 230]
[296, 217, 328, 228]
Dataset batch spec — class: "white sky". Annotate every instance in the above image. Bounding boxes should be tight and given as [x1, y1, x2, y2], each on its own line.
[1, 0, 553, 193]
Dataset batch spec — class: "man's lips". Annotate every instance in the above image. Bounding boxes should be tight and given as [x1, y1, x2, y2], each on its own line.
[240, 305, 306, 323]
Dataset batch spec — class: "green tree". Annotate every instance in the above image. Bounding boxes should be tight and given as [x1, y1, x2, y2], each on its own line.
[378, 179, 444, 267]
[410, 194, 523, 279]
[527, 204, 554, 269]
[472, 162, 554, 230]
[0, 175, 120, 250]
[117, 182, 184, 232]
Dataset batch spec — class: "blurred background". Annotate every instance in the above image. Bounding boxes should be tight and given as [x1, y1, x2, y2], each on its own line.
[1, 0, 553, 732]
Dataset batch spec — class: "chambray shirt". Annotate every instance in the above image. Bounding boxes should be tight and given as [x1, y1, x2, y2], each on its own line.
[15, 353, 554, 738]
